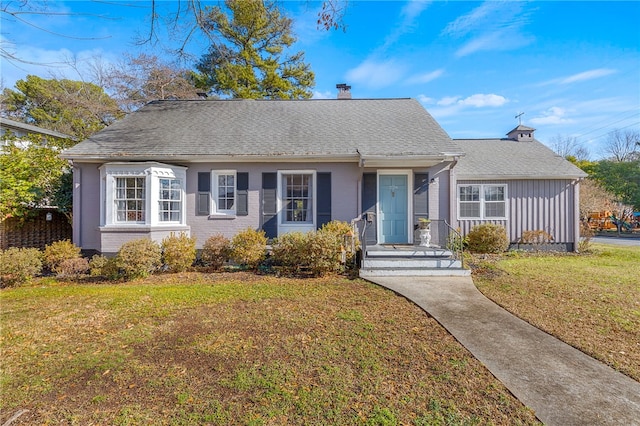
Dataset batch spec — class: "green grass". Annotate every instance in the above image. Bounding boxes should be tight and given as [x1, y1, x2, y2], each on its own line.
[0, 273, 539, 425]
[473, 243, 640, 381]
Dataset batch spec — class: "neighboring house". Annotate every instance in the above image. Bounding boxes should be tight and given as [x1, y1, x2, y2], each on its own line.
[1, 117, 72, 146]
[0, 117, 73, 250]
[61, 89, 587, 256]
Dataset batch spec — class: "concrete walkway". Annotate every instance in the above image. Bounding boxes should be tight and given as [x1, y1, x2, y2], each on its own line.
[366, 276, 640, 426]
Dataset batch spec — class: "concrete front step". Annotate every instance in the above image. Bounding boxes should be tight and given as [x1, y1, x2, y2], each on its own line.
[359, 267, 471, 277]
[363, 258, 462, 269]
[366, 247, 453, 258]
[360, 246, 469, 277]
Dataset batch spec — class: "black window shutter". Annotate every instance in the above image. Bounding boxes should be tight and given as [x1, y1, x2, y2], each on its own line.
[316, 172, 331, 230]
[361, 173, 377, 245]
[236, 172, 249, 216]
[197, 172, 210, 216]
[261, 173, 278, 239]
[413, 173, 429, 225]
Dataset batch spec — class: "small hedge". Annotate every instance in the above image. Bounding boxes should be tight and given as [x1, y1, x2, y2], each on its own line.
[0, 247, 43, 287]
[115, 238, 162, 280]
[162, 232, 196, 273]
[43, 240, 82, 275]
[230, 228, 267, 270]
[272, 227, 345, 277]
[466, 223, 509, 254]
[201, 234, 231, 270]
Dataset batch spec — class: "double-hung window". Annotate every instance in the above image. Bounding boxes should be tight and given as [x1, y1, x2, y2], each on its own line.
[158, 178, 182, 222]
[283, 173, 313, 223]
[458, 184, 507, 219]
[115, 177, 146, 223]
[212, 171, 236, 215]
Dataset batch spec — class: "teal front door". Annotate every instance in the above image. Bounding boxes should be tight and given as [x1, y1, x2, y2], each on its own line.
[379, 175, 408, 244]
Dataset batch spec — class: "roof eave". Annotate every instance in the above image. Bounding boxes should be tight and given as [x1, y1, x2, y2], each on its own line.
[456, 173, 587, 180]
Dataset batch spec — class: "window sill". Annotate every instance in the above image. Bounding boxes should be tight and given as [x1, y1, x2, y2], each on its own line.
[100, 224, 189, 232]
[208, 214, 236, 220]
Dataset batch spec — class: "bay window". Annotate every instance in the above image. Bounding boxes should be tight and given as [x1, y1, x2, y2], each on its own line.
[101, 162, 187, 227]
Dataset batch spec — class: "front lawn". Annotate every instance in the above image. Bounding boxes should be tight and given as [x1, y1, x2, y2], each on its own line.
[1, 273, 538, 425]
[472, 243, 640, 382]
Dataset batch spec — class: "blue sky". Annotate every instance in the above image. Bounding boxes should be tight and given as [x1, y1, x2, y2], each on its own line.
[1, 1, 639, 158]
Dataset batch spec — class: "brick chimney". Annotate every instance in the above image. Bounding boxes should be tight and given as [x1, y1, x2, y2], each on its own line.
[336, 83, 351, 100]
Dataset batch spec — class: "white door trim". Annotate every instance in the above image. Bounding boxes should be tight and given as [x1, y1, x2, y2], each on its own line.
[376, 170, 413, 244]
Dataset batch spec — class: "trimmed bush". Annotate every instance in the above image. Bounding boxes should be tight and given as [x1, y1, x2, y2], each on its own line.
[43, 240, 81, 274]
[230, 228, 267, 270]
[0, 247, 42, 287]
[201, 234, 231, 270]
[466, 223, 509, 254]
[308, 230, 343, 276]
[272, 230, 343, 277]
[56, 257, 89, 278]
[271, 232, 309, 276]
[162, 232, 196, 273]
[115, 238, 162, 280]
[320, 220, 359, 263]
[88, 254, 120, 280]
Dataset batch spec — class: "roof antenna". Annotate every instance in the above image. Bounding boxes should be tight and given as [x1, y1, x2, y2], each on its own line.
[515, 112, 524, 125]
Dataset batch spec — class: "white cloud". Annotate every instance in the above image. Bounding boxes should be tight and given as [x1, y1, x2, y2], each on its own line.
[416, 94, 435, 104]
[437, 96, 460, 106]
[312, 90, 334, 99]
[344, 59, 407, 89]
[530, 106, 575, 125]
[443, 1, 535, 57]
[560, 68, 617, 84]
[406, 69, 444, 85]
[419, 93, 509, 119]
[458, 93, 508, 107]
[442, 1, 503, 38]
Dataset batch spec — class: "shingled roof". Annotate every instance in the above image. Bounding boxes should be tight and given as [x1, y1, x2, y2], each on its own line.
[62, 98, 463, 162]
[454, 138, 587, 179]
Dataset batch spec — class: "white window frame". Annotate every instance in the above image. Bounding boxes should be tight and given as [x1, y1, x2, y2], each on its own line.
[114, 176, 146, 224]
[211, 170, 237, 216]
[457, 184, 507, 220]
[277, 170, 316, 236]
[100, 162, 187, 227]
[158, 177, 182, 223]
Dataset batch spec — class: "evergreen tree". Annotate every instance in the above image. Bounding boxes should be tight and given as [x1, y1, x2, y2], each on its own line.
[195, 0, 314, 99]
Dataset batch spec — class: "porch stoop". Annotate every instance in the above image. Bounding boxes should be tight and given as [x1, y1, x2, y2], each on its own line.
[359, 245, 470, 278]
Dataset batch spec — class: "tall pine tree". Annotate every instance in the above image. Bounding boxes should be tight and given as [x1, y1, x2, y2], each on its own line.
[195, 0, 314, 99]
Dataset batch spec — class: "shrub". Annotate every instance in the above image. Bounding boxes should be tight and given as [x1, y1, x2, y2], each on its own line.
[89, 254, 120, 280]
[272, 230, 343, 277]
[56, 257, 89, 278]
[162, 232, 196, 273]
[271, 232, 309, 276]
[115, 238, 162, 280]
[578, 220, 595, 252]
[230, 228, 267, 270]
[201, 234, 231, 270]
[309, 229, 343, 276]
[519, 230, 554, 244]
[320, 220, 360, 263]
[446, 228, 467, 253]
[43, 240, 81, 274]
[0, 247, 42, 287]
[466, 223, 509, 254]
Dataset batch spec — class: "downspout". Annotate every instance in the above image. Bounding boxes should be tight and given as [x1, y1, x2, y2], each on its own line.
[448, 156, 459, 226]
[72, 163, 81, 248]
[574, 178, 582, 252]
